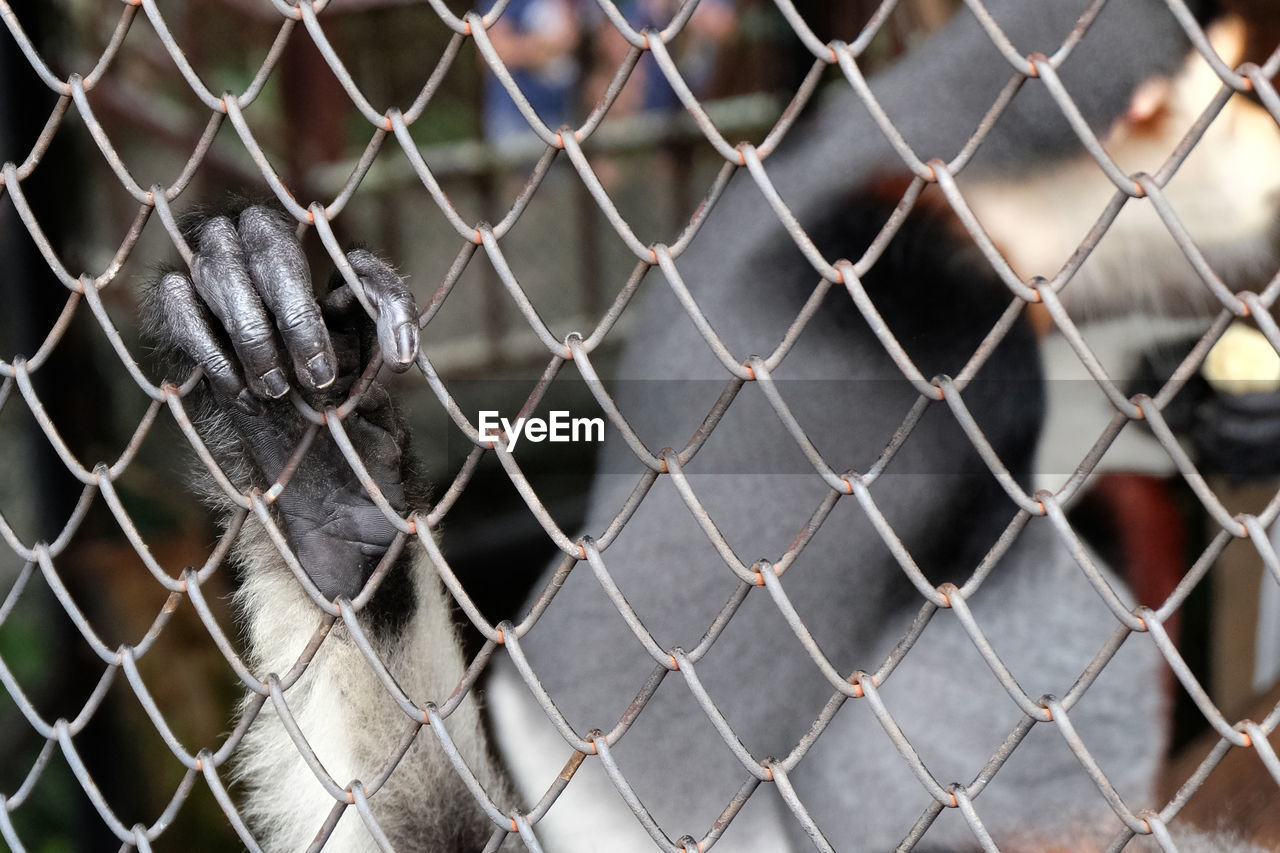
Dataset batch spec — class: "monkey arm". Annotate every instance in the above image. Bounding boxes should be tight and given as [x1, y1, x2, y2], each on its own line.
[143, 204, 507, 851]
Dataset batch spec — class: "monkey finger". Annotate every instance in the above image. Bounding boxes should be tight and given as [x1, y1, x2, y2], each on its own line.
[343, 414, 409, 507]
[226, 406, 296, 482]
[191, 216, 290, 400]
[353, 380, 392, 415]
[346, 249, 419, 372]
[351, 381, 405, 438]
[152, 270, 260, 414]
[237, 206, 339, 392]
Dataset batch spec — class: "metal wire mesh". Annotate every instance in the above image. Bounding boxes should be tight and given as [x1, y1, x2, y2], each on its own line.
[1, 0, 1280, 850]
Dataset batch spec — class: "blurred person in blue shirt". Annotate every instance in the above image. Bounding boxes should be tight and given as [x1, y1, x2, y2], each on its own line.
[619, 0, 735, 113]
[482, 0, 583, 150]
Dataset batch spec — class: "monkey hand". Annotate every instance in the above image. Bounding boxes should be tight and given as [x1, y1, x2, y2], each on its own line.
[145, 204, 421, 601]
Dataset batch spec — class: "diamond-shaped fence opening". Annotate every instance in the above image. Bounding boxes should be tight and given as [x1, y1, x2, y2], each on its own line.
[2, 0, 1280, 850]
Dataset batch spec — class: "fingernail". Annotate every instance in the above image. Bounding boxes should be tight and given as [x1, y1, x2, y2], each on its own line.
[261, 368, 289, 399]
[308, 352, 336, 389]
[234, 388, 264, 416]
[395, 322, 418, 365]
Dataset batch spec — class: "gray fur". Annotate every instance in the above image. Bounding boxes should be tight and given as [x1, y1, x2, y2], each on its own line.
[492, 0, 1278, 850]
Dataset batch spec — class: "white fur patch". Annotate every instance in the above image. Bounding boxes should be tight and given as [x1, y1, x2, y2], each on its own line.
[229, 524, 506, 850]
[963, 31, 1280, 320]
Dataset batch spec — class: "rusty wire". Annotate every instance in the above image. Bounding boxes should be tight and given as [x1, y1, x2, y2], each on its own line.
[1, 0, 1279, 851]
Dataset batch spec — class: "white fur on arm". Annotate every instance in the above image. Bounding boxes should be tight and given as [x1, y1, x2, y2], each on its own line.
[228, 522, 507, 852]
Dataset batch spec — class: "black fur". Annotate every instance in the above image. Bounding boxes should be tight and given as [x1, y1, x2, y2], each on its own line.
[799, 184, 1045, 585]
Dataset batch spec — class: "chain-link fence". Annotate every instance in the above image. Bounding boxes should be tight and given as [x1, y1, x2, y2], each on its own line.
[2, 0, 1280, 850]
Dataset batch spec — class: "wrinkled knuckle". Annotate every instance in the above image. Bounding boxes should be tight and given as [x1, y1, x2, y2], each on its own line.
[197, 215, 240, 253]
[157, 270, 193, 300]
[239, 205, 292, 243]
[230, 318, 277, 354]
[349, 248, 398, 277]
[235, 312, 274, 338]
[239, 204, 279, 228]
[277, 304, 321, 334]
[202, 349, 237, 380]
[150, 275, 201, 339]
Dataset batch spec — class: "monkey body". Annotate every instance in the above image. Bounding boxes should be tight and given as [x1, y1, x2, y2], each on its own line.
[143, 0, 1280, 849]
[490, 2, 1279, 848]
